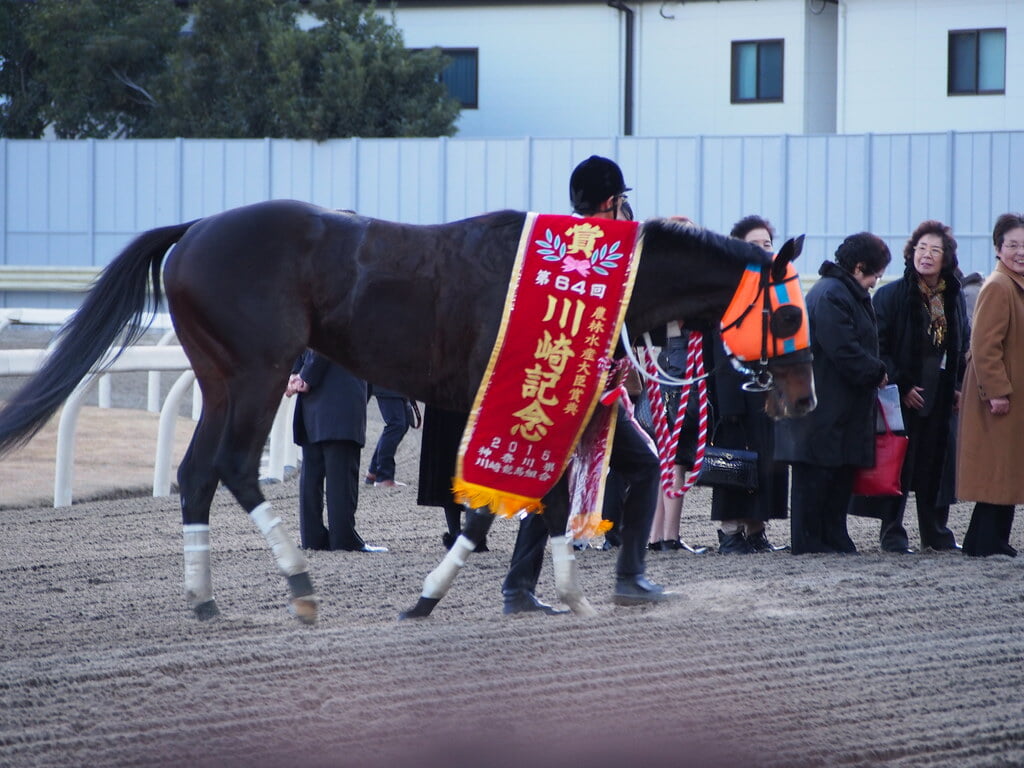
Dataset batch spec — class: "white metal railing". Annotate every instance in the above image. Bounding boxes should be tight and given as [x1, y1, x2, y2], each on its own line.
[0, 343, 297, 507]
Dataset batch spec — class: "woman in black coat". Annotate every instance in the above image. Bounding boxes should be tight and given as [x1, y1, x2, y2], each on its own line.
[848, 221, 969, 552]
[775, 233, 891, 554]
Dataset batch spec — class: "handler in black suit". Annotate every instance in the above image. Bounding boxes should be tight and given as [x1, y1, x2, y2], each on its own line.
[500, 156, 667, 613]
[288, 350, 386, 553]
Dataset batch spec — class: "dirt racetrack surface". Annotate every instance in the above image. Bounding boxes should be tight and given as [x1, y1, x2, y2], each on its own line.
[2, 328, 1023, 767]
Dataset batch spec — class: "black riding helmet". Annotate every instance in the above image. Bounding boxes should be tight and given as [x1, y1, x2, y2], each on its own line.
[570, 155, 631, 215]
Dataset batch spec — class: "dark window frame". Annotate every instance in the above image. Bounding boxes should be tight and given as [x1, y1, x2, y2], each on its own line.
[948, 28, 1006, 96]
[730, 39, 785, 104]
[439, 47, 479, 109]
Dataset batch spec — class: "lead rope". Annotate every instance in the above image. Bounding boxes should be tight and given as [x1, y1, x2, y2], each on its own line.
[641, 331, 709, 498]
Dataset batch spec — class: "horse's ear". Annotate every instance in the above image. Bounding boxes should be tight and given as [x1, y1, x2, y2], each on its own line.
[771, 234, 805, 281]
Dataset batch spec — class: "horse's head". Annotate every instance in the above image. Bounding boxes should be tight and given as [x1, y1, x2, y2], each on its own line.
[719, 234, 816, 419]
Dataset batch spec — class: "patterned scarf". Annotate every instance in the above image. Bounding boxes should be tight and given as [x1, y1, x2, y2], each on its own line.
[918, 277, 947, 349]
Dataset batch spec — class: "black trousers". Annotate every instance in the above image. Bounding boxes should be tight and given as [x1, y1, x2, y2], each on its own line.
[848, 492, 957, 551]
[369, 396, 409, 482]
[790, 462, 857, 555]
[502, 409, 660, 595]
[299, 439, 364, 550]
[963, 502, 1016, 556]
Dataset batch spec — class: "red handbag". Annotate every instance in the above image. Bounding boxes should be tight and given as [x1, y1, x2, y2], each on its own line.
[852, 398, 908, 496]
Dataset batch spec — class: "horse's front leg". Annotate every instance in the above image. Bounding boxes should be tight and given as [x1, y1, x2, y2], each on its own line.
[549, 534, 598, 617]
[399, 507, 493, 619]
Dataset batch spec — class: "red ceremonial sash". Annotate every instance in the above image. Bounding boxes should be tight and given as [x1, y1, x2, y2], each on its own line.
[453, 213, 642, 518]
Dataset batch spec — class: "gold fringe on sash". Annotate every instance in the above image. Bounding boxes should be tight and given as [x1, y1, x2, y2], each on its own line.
[452, 480, 545, 518]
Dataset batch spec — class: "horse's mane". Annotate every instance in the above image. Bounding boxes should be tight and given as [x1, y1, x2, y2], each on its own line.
[639, 217, 772, 269]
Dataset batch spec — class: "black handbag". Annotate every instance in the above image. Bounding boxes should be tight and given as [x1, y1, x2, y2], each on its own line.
[696, 446, 759, 491]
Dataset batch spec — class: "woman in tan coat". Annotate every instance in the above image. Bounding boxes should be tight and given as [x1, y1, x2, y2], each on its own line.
[957, 213, 1024, 557]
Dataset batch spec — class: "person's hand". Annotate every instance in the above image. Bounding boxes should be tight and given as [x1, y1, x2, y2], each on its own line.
[902, 385, 925, 410]
[989, 396, 1010, 416]
[878, 372, 889, 388]
[285, 373, 308, 397]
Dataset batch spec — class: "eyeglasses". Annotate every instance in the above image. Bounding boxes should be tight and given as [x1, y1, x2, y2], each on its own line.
[1002, 241, 1024, 252]
[914, 244, 944, 258]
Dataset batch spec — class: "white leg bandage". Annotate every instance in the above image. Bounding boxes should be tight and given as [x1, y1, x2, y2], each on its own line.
[421, 535, 476, 599]
[551, 535, 597, 617]
[183, 523, 213, 606]
[249, 502, 307, 577]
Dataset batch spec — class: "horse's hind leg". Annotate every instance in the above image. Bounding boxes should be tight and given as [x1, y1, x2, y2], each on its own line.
[210, 373, 317, 625]
[178, 411, 227, 621]
[399, 507, 494, 619]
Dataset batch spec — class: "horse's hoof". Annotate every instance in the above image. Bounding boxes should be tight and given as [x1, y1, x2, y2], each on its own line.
[289, 597, 318, 625]
[398, 597, 439, 620]
[193, 599, 220, 621]
[567, 597, 598, 618]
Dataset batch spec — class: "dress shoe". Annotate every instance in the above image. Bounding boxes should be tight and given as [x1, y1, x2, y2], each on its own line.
[648, 539, 671, 552]
[374, 479, 407, 487]
[717, 530, 753, 554]
[746, 529, 789, 553]
[345, 543, 388, 553]
[503, 591, 569, 615]
[884, 546, 916, 555]
[927, 543, 962, 553]
[672, 538, 711, 555]
[612, 575, 675, 606]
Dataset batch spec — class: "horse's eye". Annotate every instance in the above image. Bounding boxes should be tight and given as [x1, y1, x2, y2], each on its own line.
[770, 305, 803, 338]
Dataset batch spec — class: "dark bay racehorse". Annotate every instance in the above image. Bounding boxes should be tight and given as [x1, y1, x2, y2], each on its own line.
[0, 199, 814, 624]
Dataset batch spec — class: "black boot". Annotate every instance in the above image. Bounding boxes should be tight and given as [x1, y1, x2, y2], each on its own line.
[746, 529, 788, 553]
[717, 529, 753, 554]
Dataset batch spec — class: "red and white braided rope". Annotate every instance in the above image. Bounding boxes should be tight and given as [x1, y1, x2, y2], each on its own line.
[642, 331, 708, 498]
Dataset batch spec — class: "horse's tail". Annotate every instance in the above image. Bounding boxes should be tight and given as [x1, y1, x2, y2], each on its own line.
[0, 220, 197, 457]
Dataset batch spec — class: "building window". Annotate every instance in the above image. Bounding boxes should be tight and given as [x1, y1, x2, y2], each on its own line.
[440, 48, 478, 109]
[731, 39, 784, 103]
[948, 29, 1006, 95]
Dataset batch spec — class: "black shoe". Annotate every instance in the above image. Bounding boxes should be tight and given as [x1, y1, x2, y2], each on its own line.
[667, 538, 710, 554]
[349, 543, 388, 553]
[926, 542, 962, 552]
[746, 529, 788, 553]
[612, 575, 675, 606]
[717, 530, 753, 554]
[648, 540, 671, 552]
[884, 546, 916, 555]
[502, 591, 568, 615]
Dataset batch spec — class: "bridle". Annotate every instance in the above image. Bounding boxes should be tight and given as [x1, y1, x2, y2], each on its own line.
[719, 256, 811, 392]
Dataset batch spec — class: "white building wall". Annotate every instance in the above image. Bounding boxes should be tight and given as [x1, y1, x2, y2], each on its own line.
[637, 0, 810, 136]
[839, 0, 1023, 133]
[393, 4, 623, 138]
[803, 1, 838, 134]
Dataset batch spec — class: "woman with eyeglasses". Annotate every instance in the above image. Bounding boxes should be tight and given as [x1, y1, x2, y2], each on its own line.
[956, 212, 1024, 557]
[848, 221, 969, 553]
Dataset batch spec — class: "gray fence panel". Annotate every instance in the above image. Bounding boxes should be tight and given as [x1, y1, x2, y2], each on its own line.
[3, 132, 1024, 300]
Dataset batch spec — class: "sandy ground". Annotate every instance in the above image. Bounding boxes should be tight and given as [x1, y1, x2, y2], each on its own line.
[2, 326, 1023, 767]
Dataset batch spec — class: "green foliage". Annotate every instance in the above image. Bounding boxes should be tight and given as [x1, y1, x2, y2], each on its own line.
[1, 0, 460, 139]
[0, 0, 49, 137]
[265, 2, 459, 139]
[16, 0, 183, 138]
